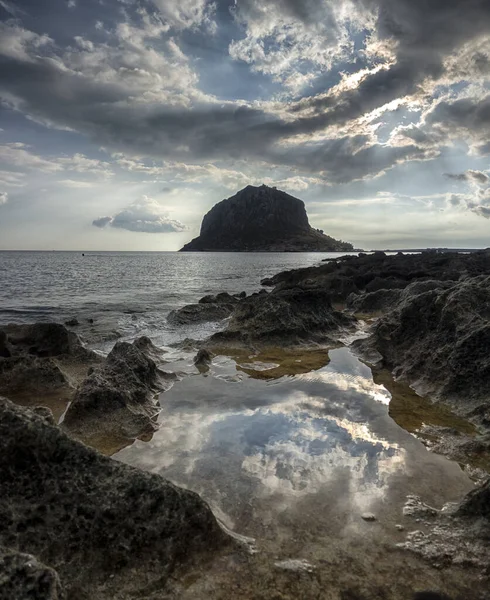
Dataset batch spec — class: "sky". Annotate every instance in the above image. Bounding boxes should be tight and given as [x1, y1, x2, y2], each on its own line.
[0, 0, 489, 251]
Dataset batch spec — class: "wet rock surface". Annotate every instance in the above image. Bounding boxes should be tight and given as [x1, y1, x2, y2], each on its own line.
[194, 348, 214, 372]
[168, 301, 236, 325]
[0, 397, 229, 599]
[0, 323, 99, 403]
[209, 287, 355, 348]
[63, 339, 169, 443]
[398, 492, 490, 574]
[355, 274, 490, 428]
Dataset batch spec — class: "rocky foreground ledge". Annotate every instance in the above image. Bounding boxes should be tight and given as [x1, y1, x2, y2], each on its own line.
[0, 397, 229, 600]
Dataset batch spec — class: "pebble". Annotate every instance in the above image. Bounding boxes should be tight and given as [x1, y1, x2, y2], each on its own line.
[274, 559, 315, 573]
[396, 524, 405, 531]
[361, 513, 377, 522]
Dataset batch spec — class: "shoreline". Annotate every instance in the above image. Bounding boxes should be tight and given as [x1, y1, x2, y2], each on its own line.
[1, 249, 489, 598]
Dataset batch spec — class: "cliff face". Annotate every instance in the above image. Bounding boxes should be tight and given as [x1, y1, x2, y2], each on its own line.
[181, 185, 353, 252]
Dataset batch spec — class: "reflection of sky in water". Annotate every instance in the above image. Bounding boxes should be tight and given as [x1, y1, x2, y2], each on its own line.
[116, 348, 468, 533]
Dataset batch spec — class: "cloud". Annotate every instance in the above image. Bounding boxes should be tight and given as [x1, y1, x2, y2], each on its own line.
[151, 0, 216, 31]
[445, 185, 490, 220]
[445, 170, 489, 185]
[425, 92, 490, 154]
[473, 206, 490, 219]
[0, 143, 113, 179]
[0, 0, 490, 202]
[92, 196, 187, 233]
[0, 170, 25, 187]
[0, 143, 63, 172]
[58, 179, 97, 188]
[0, 191, 7, 205]
[92, 216, 112, 228]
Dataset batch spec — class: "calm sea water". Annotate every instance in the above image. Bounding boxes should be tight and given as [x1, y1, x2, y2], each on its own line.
[0, 251, 352, 350]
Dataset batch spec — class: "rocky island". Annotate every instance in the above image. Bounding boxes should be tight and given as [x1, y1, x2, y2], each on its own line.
[180, 184, 354, 252]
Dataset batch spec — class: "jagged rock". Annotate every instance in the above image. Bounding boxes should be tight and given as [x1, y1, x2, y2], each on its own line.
[31, 406, 56, 425]
[168, 294, 237, 325]
[180, 185, 354, 252]
[0, 398, 229, 599]
[347, 288, 403, 313]
[209, 288, 355, 348]
[132, 335, 167, 363]
[0, 546, 65, 600]
[0, 331, 10, 358]
[2, 323, 90, 358]
[194, 348, 214, 372]
[355, 275, 490, 426]
[456, 478, 490, 519]
[0, 324, 98, 405]
[199, 292, 239, 305]
[63, 339, 165, 441]
[261, 250, 490, 304]
[347, 280, 455, 314]
[0, 356, 69, 395]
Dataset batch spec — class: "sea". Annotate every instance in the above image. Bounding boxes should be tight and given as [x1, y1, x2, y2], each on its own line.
[0, 250, 352, 351]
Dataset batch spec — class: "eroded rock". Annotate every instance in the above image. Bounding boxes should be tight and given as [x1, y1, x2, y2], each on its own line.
[0, 398, 229, 599]
[0, 323, 99, 404]
[0, 546, 65, 600]
[168, 302, 236, 325]
[355, 275, 490, 426]
[194, 348, 214, 372]
[63, 339, 166, 442]
[209, 287, 355, 348]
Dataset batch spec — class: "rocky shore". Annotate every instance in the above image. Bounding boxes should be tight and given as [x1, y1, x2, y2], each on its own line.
[0, 397, 229, 600]
[1, 249, 490, 597]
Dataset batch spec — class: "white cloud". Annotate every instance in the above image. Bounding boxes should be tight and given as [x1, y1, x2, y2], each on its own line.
[92, 195, 187, 233]
[56, 154, 113, 178]
[229, 0, 357, 93]
[0, 191, 8, 205]
[151, 0, 217, 31]
[0, 22, 52, 62]
[0, 144, 113, 179]
[58, 179, 97, 188]
[0, 170, 25, 187]
[0, 143, 63, 172]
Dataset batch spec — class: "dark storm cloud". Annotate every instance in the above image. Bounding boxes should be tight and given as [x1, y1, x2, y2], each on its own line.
[425, 94, 490, 153]
[295, 0, 490, 122]
[1, 0, 490, 183]
[0, 38, 421, 182]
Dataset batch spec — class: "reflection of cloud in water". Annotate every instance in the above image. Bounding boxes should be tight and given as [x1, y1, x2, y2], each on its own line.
[239, 405, 404, 515]
[117, 348, 407, 527]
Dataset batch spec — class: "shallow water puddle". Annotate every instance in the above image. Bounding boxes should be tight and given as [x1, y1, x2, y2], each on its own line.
[114, 348, 484, 598]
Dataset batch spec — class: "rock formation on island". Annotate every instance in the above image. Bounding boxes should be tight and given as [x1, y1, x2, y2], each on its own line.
[180, 184, 353, 252]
